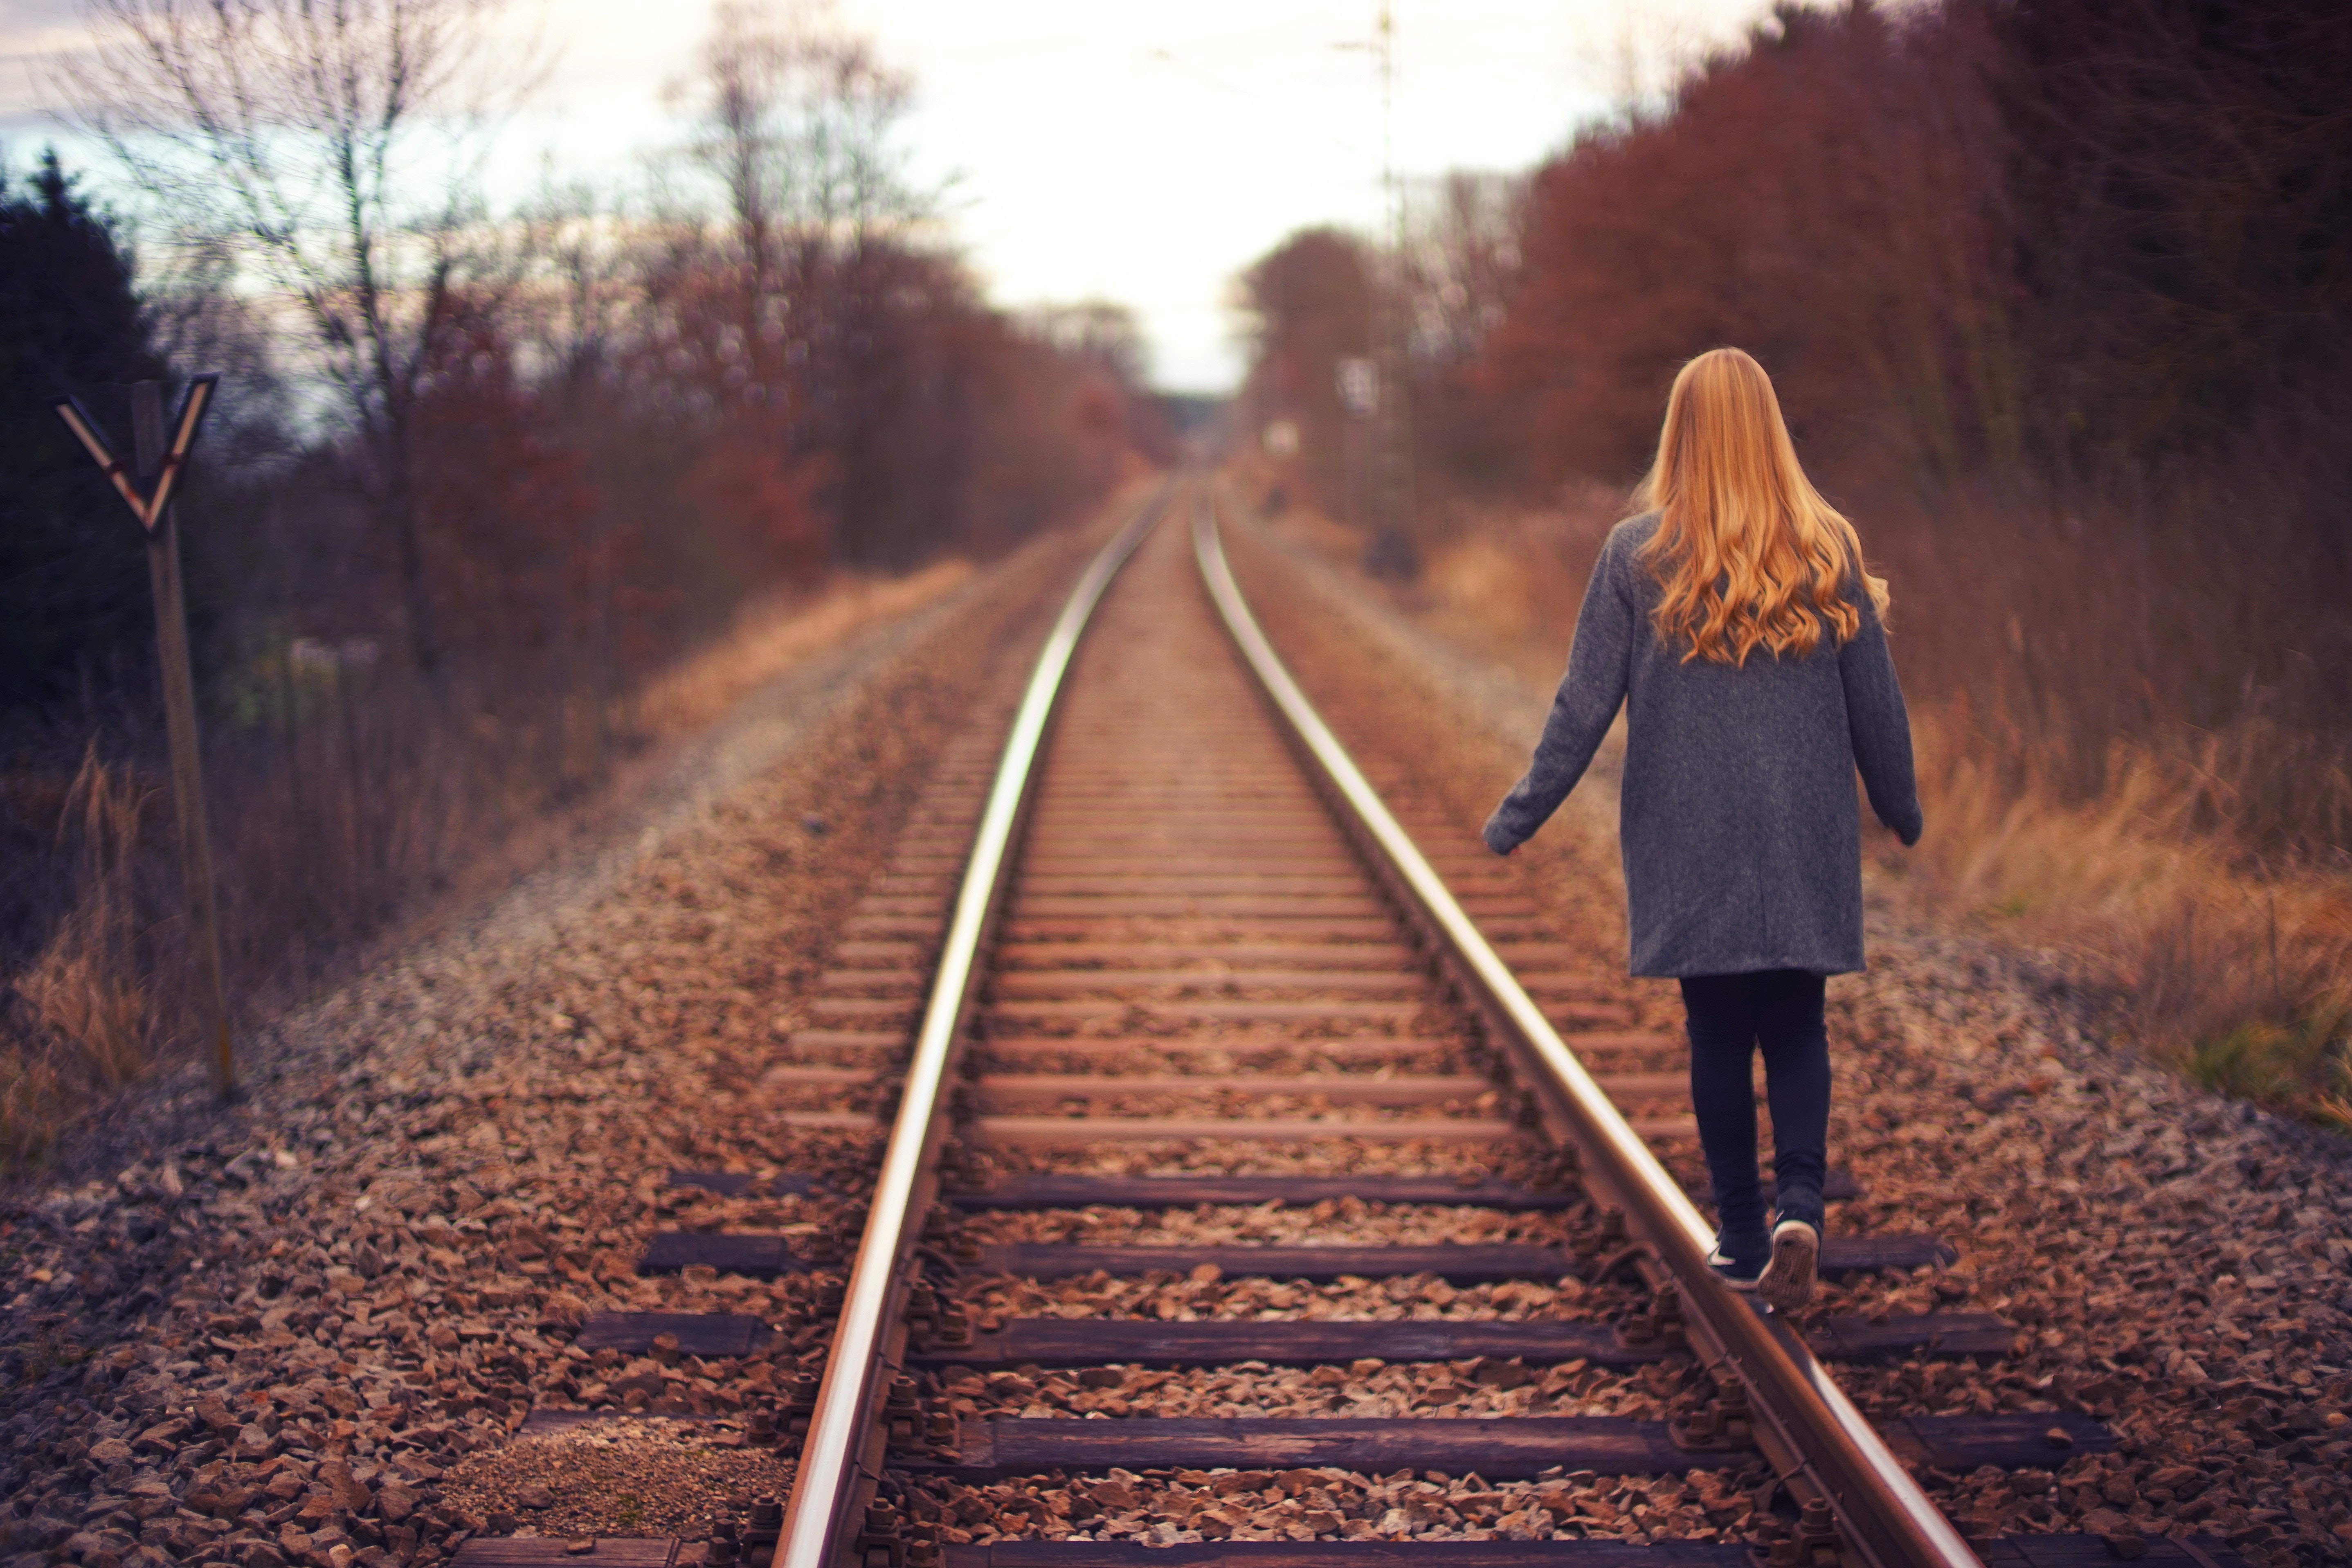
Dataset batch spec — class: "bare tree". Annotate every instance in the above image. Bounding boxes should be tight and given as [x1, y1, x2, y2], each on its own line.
[665, 0, 936, 558]
[509, 172, 641, 393]
[1401, 171, 1526, 369]
[57, 0, 538, 675]
[673, 0, 928, 272]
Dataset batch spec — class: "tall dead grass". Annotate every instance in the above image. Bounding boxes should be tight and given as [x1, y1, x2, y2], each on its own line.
[1911, 714, 2352, 1125]
[4, 748, 157, 1163]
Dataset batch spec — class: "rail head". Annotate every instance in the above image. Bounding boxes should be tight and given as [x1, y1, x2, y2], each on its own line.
[1189, 497, 1981, 1568]
[776, 488, 1170, 1568]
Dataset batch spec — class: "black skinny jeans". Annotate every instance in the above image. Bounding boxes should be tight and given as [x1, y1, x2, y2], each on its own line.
[1678, 969, 1830, 1259]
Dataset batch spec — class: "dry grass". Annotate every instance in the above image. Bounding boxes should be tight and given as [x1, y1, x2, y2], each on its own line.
[1909, 713, 2352, 1127]
[637, 559, 974, 736]
[4, 749, 158, 1163]
[0, 1053, 73, 1169]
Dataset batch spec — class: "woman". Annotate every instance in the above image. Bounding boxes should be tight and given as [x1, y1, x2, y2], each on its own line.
[1483, 347, 1920, 1312]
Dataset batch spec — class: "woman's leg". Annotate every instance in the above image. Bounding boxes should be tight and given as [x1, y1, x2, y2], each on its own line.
[1750, 969, 1831, 1230]
[1679, 973, 1767, 1260]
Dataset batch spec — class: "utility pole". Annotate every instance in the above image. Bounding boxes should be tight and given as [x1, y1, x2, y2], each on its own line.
[53, 376, 236, 1100]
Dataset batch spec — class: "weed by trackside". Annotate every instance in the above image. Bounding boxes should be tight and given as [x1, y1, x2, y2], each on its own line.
[2185, 1013, 2348, 1114]
[8, 1325, 88, 1388]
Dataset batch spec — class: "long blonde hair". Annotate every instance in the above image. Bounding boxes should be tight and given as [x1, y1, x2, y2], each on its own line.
[1632, 348, 1888, 665]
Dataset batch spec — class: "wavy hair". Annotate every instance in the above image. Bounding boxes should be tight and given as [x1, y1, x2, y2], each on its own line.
[1632, 348, 1889, 665]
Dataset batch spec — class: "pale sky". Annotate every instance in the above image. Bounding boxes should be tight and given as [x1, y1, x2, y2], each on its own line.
[3, 0, 1776, 391]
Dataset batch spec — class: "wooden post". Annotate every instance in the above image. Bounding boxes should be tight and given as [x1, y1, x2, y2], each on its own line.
[131, 380, 236, 1099]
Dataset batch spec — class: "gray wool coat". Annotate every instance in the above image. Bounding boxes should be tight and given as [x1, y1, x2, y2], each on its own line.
[1483, 512, 1922, 978]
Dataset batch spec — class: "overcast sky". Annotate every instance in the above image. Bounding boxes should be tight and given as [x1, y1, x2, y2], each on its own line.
[2, 0, 1774, 391]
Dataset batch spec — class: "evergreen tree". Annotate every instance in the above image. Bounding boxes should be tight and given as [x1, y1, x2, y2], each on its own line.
[0, 148, 169, 717]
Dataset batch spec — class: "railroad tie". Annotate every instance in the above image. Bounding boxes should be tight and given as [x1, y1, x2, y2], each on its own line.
[907, 1410, 2118, 1483]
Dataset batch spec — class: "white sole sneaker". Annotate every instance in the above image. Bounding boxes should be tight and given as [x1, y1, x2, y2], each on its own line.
[1759, 1218, 1819, 1312]
[1705, 1244, 1762, 1291]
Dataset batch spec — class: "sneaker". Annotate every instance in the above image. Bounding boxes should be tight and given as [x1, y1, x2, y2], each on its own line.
[1706, 1235, 1765, 1291]
[1759, 1215, 1820, 1312]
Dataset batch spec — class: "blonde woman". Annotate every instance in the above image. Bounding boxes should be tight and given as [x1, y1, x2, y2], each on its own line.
[1484, 348, 1920, 1312]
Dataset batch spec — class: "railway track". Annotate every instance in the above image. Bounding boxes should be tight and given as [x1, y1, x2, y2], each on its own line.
[499, 482, 2253, 1568]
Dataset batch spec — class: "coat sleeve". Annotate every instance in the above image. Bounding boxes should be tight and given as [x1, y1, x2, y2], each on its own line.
[1838, 593, 1923, 845]
[1483, 533, 1636, 854]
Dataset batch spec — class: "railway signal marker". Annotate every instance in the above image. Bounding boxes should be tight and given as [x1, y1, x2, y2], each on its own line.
[51, 375, 235, 1099]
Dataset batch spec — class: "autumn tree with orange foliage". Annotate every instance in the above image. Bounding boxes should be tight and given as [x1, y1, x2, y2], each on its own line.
[413, 313, 609, 673]
[1482, 4, 2017, 492]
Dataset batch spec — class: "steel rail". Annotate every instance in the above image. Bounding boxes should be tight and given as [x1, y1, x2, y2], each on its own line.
[776, 486, 1170, 1568]
[1191, 497, 1981, 1568]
